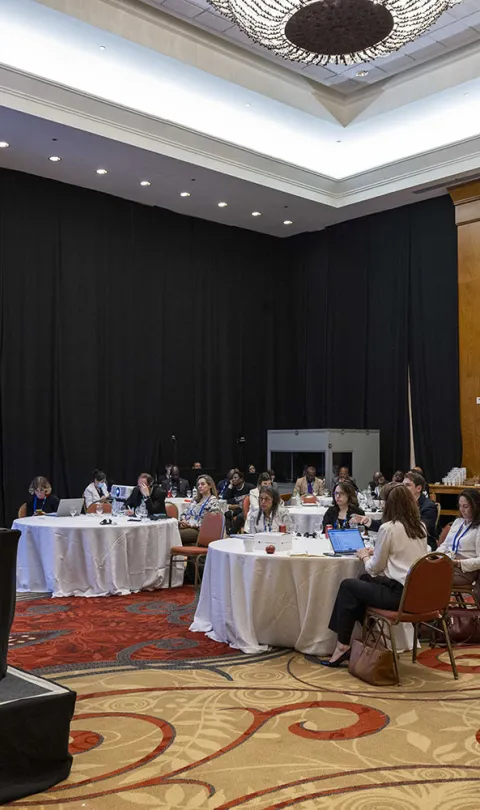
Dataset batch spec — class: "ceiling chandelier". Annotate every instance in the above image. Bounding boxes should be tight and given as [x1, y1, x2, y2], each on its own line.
[208, 0, 464, 66]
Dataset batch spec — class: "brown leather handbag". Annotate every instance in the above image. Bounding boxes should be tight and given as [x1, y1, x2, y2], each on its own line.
[447, 609, 480, 644]
[348, 625, 397, 686]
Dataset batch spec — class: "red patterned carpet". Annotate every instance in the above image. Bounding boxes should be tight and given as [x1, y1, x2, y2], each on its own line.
[7, 588, 480, 809]
[10, 588, 233, 674]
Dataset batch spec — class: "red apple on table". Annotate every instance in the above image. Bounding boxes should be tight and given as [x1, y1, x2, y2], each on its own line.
[265, 545, 276, 555]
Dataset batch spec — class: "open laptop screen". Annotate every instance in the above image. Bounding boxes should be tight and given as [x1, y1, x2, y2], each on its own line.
[329, 528, 365, 554]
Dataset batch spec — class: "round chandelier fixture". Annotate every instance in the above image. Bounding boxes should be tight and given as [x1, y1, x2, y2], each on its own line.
[208, 0, 464, 66]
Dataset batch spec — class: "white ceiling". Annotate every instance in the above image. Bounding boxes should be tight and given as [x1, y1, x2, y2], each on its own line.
[140, 0, 480, 95]
[0, 0, 480, 236]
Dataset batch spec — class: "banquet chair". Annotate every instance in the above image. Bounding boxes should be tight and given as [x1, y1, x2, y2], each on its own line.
[438, 522, 453, 546]
[242, 496, 250, 519]
[302, 495, 317, 504]
[280, 494, 292, 503]
[166, 503, 179, 520]
[86, 502, 112, 514]
[168, 512, 225, 588]
[435, 502, 442, 529]
[17, 503, 27, 518]
[363, 553, 458, 685]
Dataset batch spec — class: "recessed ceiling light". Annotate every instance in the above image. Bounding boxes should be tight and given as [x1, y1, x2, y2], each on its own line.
[251, 211, 261, 217]
[49, 155, 61, 162]
[218, 201, 228, 207]
[336, 140, 342, 144]
[356, 70, 369, 77]
[464, 92, 470, 97]
[180, 191, 191, 197]
[245, 103, 251, 108]
[99, 45, 106, 51]
[0, 141, 10, 148]
[96, 168, 108, 175]
[140, 180, 151, 186]
[283, 220, 293, 225]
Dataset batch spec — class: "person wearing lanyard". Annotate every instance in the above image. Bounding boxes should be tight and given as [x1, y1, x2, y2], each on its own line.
[436, 488, 480, 600]
[249, 486, 292, 534]
[179, 475, 222, 545]
[26, 476, 60, 516]
[322, 482, 365, 533]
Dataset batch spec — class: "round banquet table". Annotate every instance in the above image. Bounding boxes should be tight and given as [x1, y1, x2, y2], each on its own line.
[190, 536, 412, 656]
[287, 506, 382, 535]
[13, 515, 183, 597]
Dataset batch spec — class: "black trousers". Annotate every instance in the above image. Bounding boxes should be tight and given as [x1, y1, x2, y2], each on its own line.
[329, 573, 403, 645]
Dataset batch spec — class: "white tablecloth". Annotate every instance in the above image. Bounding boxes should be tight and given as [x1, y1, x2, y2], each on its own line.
[287, 506, 383, 535]
[190, 537, 411, 656]
[13, 515, 183, 597]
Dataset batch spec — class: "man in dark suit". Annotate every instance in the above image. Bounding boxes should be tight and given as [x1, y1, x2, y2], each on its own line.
[126, 473, 166, 515]
[403, 471, 438, 549]
[165, 466, 189, 497]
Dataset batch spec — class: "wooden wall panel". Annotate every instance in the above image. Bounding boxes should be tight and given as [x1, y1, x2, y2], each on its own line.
[451, 183, 480, 475]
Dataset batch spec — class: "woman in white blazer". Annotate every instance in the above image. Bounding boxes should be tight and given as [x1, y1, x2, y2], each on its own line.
[83, 469, 109, 509]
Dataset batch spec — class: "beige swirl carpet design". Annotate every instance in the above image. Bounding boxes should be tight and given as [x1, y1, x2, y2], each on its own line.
[7, 588, 480, 809]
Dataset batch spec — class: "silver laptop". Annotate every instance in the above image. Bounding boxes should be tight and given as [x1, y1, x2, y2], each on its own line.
[56, 498, 84, 517]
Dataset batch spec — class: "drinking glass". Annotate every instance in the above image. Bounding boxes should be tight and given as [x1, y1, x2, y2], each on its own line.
[96, 503, 104, 516]
[69, 507, 77, 518]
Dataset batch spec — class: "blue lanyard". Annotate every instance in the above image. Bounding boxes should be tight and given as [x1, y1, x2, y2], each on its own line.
[197, 496, 211, 519]
[33, 496, 46, 512]
[220, 482, 228, 497]
[452, 521, 472, 554]
[263, 515, 272, 532]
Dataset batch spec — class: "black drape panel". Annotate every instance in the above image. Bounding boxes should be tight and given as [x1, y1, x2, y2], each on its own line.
[408, 196, 461, 482]
[291, 208, 411, 477]
[0, 169, 293, 525]
[0, 167, 460, 525]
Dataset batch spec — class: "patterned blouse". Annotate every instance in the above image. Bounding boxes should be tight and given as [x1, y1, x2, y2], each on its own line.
[248, 505, 293, 534]
[181, 496, 222, 528]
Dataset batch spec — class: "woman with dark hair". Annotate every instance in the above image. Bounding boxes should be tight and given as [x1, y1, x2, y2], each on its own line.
[322, 482, 364, 533]
[83, 469, 109, 509]
[249, 486, 292, 534]
[392, 470, 404, 483]
[319, 485, 428, 667]
[26, 476, 59, 516]
[179, 475, 222, 544]
[436, 488, 480, 599]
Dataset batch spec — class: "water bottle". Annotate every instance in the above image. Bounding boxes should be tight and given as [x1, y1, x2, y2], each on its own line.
[187, 489, 192, 499]
[192, 486, 198, 499]
[112, 498, 118, 516]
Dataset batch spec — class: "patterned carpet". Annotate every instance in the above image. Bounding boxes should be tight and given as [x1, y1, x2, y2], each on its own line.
[7, 588, 480, 809]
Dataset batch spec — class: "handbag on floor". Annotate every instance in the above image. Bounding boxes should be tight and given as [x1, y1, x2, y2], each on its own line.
[348, 623, 397, 686]
[447, 609, 480, 644]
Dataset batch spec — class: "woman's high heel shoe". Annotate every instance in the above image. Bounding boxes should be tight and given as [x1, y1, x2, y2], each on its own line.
[317, 649, 351, 668]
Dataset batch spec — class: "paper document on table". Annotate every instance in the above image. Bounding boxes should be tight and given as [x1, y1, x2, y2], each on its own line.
[289, 551, 326, 557]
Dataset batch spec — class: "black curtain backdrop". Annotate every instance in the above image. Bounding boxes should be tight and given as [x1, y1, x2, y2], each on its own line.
[0, 168, 460, 524]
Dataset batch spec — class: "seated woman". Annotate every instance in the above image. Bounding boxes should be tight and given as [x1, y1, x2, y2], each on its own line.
[436, 488, 480, 600]
[83, 469, 109, 509]
[125, 473, 165, 516]
[248, 486, 292, 534]
[320, 484, 428, 667]
[322, 482, 365, 533]
[249, 472, 273, 513]
[26, 476, 60, 516]
[179, 475, 222, 545]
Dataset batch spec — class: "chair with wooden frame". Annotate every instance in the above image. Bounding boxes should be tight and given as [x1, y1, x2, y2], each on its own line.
[364, 552, 458, 685]
[280, 493, 292, 503]
[166, 502, 179, 520]
[86, 502, 112, 514]
[242, 495, 251, 520]
[168, 512, 225, 588]
[18, 503, 27, 518]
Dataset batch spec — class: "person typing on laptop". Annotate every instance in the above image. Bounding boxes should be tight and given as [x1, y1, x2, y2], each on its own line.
[318, 485, 428, 668]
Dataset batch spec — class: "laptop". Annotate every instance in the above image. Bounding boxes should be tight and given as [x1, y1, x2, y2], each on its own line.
[329, 528, 365, 556]
[56, 498, 84, 517]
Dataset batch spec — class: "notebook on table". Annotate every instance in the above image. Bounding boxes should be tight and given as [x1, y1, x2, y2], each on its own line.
[328, 528, 365, 556]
